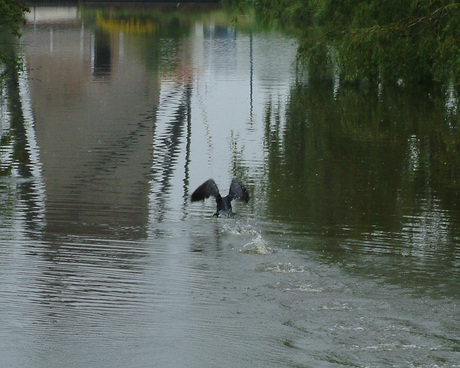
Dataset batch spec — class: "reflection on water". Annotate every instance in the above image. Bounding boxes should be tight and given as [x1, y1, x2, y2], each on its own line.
[1, 4, 459, 368]
[92, 30, 112, 77]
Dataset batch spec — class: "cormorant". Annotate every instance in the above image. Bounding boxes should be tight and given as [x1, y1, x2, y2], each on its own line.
[191, 178, 250, 217]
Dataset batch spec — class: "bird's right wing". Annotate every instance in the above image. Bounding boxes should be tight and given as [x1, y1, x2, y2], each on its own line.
[191, 179, 220, 202]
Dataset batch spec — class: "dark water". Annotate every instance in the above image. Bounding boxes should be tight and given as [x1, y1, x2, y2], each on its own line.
[0, 4, 459, 367]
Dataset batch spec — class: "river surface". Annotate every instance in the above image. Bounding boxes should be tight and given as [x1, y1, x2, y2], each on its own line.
[0, 4, 459, 367]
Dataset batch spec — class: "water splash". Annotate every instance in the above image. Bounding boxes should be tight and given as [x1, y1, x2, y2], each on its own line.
[255, 263, 306, 273]
[285, 284, 324, 293]
[221, 220, 259, 236]
[242, 234, 271, 254]
[221, 221, 272, 254]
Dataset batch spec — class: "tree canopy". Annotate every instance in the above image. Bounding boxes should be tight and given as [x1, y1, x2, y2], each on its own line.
[0, 0, 29, 81]
[235, 0, 459, 86]
[0, 0, 28, 37]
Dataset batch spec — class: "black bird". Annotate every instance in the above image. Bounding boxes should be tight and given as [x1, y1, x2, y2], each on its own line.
[191, 178, 250, 217]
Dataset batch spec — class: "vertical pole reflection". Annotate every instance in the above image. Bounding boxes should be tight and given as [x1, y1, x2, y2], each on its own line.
[249, 31, 254, 123]
[182, 82, 193, 219]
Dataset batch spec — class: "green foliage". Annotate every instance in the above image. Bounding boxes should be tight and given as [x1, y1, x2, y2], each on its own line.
[0, 0, 29, 82]
[0, 0, 29, 37]
[234, 0, 460, 86]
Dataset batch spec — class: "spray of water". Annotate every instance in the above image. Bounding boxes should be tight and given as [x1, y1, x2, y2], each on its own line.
[221, 220, 272, 254]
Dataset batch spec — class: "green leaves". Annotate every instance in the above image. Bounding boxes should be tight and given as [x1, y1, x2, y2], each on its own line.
[0, 0, 29, 83]
[0, 0, 29, 37]
[242, 0, 459, 86]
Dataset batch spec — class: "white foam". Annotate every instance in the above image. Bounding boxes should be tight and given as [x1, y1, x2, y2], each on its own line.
[242, 234, 272, 254]
[256, 263, 306, 273]
[222, 221, 260, 236]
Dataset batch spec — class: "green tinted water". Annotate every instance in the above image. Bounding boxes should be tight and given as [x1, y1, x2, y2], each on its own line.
[0, 4, 458, 367]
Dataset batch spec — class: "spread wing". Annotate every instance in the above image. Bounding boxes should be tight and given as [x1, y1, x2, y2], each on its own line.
[191, 179, 220, 202]
[228, 179, 250, 202]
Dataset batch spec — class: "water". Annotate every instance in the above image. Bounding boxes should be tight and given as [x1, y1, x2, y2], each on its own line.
[1, 4, 459, 367]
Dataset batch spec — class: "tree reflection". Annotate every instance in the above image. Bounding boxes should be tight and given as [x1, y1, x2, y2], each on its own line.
[264, 78, 459, 245]
[0, 51, 44, 233]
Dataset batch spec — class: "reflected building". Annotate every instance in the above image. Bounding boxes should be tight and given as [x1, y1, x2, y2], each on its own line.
[24, 7, 160, 238]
